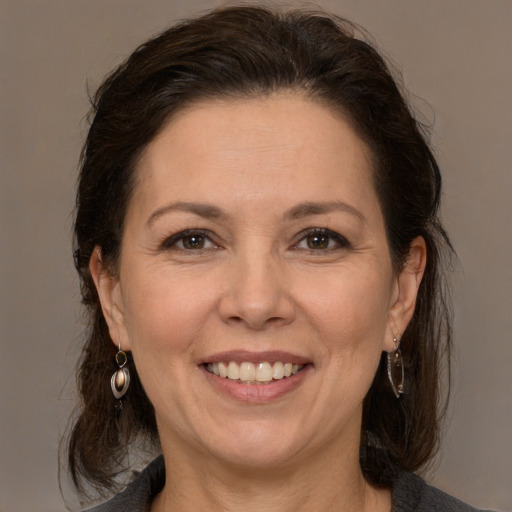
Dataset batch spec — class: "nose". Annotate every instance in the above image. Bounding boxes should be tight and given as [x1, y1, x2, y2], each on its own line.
[218, 246, 296, 330]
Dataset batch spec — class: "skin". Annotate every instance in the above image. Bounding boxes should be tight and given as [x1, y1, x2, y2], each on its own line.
[91, 92, 426, 512]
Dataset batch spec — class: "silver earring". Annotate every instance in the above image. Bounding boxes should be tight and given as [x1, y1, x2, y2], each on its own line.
[387, 337, 404, 398]
[111, 344, 130, 399]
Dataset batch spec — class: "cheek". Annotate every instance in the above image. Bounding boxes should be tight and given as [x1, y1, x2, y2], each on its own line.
[120, 269, 220, 415]
[297, 265, 393, 345]
[121, 267, 217, 356]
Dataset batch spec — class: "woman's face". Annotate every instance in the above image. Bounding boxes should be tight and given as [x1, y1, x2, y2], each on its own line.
[94, 93, 422, 471]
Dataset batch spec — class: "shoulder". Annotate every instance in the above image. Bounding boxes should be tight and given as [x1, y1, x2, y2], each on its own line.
[392, 471, 494, 512]
[82, 455, 165, 512]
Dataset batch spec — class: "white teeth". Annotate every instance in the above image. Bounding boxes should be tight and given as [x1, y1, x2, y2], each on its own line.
[239, 362, 256, 381]
[227, 361, 239, 380]
[272, 361, 284, 379]
[207, 361, 304, 383]
[256, 362, 273, 382]
[218, 362, 228, 378]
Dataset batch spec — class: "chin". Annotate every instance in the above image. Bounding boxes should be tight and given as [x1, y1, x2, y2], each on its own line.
[196, 418, 316, 471]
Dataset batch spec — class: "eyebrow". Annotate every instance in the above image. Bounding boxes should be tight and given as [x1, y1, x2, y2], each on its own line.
[146, 199, 365, 227]
[146, 202, 225, 227]
[284, 200, 366, 223]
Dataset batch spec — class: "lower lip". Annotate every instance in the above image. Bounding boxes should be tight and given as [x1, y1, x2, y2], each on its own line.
[200, 364, 311, 403]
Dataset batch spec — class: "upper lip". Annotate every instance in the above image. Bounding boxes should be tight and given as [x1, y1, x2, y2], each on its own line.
[199, 350, 311, 366]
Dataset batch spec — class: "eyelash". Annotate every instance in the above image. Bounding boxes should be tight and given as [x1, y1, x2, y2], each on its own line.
[293, 228, 351, 252]
[159, 229, 217, 252]
[159, 228, 351, 253]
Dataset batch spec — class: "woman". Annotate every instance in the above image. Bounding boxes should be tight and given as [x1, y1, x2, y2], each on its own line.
[68, 6, 489, 511]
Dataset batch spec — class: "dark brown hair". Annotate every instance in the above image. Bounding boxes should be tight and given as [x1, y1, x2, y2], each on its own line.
[68, 5, 453, 499]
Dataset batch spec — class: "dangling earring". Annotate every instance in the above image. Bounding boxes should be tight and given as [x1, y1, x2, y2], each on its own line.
[387, 337, 404, 398]
[111, 344, 130, 400]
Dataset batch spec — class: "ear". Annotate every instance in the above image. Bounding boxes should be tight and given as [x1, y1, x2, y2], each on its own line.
[384, 236, 427, 351]
[89, 247, 131, 351]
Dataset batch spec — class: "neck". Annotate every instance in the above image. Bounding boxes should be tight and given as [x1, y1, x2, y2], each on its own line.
[151, 437, 390, 512]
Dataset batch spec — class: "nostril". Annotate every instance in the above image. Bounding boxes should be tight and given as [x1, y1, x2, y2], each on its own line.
[225, 313, 293, 330]
[218, 267, 296, 329]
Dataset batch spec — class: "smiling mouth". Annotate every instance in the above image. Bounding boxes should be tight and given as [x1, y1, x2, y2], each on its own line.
[204, 361, 305, 384]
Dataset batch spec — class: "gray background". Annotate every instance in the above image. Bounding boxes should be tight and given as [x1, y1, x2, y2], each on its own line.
[1, 1, 511, 511]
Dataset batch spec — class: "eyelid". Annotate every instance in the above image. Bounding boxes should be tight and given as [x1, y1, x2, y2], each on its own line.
[292, 227, 351, 250]
[159, 228, 218, 251]
[157, 227, 349, 252]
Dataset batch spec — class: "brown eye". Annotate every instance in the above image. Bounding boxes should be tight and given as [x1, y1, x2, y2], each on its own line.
[306, 234, 330, 249]
[295, 229, 350, 252]
[181, 234, 206, 250]
[161, 230, 217, 252]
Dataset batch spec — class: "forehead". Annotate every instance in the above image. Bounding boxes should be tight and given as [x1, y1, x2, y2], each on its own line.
[130, 92, 380, 219]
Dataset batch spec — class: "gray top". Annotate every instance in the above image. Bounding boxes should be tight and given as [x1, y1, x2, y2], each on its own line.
[84, 455, 492, 512]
